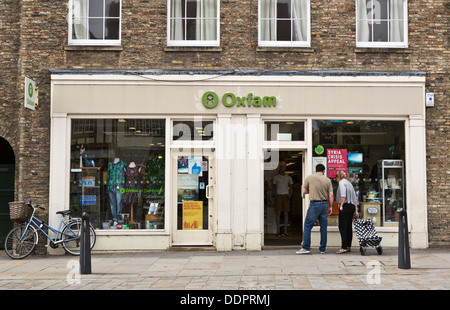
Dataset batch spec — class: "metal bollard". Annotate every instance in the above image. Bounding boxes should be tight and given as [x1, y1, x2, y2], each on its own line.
[398, 208, 411, 269]
[80, 212, 92, 274]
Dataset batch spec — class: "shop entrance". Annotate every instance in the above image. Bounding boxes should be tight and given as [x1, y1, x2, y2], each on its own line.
[264, 150, 303, 246]
[171, 149, 215, 246]
[0, 137, 15, 249]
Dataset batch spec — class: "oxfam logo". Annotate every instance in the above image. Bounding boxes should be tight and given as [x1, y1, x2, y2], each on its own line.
[202, 91, 219, 109]
[28, 83, 34, 98]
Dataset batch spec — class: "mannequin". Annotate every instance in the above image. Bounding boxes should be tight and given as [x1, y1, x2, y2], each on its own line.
[123, 162, 141, 224]
[272, 163, 293, 237]
[107, 158, 127, 223]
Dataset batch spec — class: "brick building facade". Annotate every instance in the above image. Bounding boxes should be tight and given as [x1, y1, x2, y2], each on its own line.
[0, 1, 448, 249]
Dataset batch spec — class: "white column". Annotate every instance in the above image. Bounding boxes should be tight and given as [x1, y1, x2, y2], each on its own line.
[246, 114, 263, 250]
[231, 115, 247, 249]
[48, 113, 69, 255]
[215, 114, 232, 250]
[407, 115, 428, 248]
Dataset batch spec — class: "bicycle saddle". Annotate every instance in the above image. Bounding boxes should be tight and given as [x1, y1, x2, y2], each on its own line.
[56, 210, 71, 216]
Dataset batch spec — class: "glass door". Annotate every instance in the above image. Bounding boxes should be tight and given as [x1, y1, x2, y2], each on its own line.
[172, 149, 215, 246]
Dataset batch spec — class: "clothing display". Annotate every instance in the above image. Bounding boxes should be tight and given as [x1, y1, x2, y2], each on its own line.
[107, 159, 127, 221]
[123, 165, 141, 204]
[107, 159, 127, 191]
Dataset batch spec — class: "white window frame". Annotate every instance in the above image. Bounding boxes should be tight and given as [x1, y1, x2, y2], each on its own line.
[167, 0, 220, 47]
[68, 0, 122, 46]
[258, 0, 311, 48]
[356, 0, 408, 48]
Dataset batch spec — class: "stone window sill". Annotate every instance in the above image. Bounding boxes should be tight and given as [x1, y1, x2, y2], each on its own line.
[64, 45, 123, 52]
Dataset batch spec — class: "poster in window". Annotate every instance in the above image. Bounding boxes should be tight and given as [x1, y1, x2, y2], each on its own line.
[182, 201, 203, 230]
[327, 149, 347, 178]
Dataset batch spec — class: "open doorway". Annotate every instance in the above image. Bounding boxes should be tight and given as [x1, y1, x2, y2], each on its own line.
[264, 150, 303, 246]
[0, 137, 15, 249]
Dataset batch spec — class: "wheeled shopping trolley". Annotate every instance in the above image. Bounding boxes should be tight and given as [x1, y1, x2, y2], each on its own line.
[353, 219, 383, 255]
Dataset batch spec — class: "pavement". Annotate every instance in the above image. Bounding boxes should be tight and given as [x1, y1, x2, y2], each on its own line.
[0, 246, 449, 294]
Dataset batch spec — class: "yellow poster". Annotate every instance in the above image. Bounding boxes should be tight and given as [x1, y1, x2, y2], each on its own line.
[182, 201, 203, 230]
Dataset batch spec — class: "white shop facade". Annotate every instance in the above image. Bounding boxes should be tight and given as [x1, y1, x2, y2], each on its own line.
[49, 69, 428, 253]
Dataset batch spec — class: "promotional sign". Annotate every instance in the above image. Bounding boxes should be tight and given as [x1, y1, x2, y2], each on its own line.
[182, 201, 203, 230]
[327, 149, 347, 178]
[24, 77, 36, 110]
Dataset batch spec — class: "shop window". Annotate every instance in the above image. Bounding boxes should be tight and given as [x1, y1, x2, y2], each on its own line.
[259, 0, 310, 47]
[70, 119, 166, 230]
[312, 120, 405, 227]
[356, 0, 408, 48]
[69, 0, 121, 45]
[265, 121, 305, 141]
[173, 120, 214, 141]
[168, 0, 220, 46]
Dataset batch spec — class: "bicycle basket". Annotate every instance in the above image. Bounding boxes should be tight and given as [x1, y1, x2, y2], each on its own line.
[9, 201, 32, 223]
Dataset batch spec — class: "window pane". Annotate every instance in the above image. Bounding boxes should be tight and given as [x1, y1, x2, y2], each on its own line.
[204, 19, 217, 40]
[186, 0, 198, 18]
[390, 20, 404, 42]
[186, 18, 198, 40]
[173, 121, 214, 141]
[89, 0, 103, 17]
[293, 19, 307, 41]
[72, 18, 88, 39]
[260, 19, 276, 41]
[105, 0, 120, 17]
[70, 119, 166, 230]
[372, 20, 388, 42]
[277, 0, 291, 18]
[89, 18, 103, 39]
[265, 121, 305, 141]
[105, 18, 119, 39]
[357, 20, 370, 42]
[277, 20, 291, 41]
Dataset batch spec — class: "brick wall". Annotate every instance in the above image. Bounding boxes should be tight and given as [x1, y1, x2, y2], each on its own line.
[0, 0, 448, 246]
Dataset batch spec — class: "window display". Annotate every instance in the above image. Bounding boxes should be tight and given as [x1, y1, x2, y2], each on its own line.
[70, 119, 166, 230]
[312, 120, 405, 227]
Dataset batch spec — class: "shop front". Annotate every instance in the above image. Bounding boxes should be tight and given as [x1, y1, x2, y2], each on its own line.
[49, 70, 428, 252]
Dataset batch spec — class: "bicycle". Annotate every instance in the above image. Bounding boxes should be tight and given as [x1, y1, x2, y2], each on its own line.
[4, 201, 96, 259]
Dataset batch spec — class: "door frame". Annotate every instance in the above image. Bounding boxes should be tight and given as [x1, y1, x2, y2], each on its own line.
[171, 148, 216, 246]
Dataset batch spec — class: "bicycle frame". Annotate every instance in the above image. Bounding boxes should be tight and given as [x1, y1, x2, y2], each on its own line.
[19, 210, 80, 245]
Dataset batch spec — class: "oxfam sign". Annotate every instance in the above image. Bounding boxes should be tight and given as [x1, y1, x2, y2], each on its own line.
[202, 91, 277, 109]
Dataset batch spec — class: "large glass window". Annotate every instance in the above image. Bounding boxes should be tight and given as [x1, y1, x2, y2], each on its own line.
[69, 0, 121, 45]
[70, 119, 166, 230]
[356, 0, 407, 48]
[259, 0, 310, 47]
[168, 0, 219, 46]
[312, 120, 405, 227]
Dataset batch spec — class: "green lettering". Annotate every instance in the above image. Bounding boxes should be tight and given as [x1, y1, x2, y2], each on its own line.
[247, 93, 253, 107]
[263, 96, 277, 107]
[253, 96, 261, 107]
[237, 96, 246, 107]
[222, 93, 235, 107]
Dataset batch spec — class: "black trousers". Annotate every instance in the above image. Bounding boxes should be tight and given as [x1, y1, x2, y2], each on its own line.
[338, 203, 355, 249]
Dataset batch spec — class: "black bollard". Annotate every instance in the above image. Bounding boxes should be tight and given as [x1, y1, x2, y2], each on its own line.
[398, 208, 411, 269]
[80, 212, 92, 274]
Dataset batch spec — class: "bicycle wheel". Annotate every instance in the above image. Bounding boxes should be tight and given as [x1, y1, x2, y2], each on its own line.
[4, 225, 38, 259]
[61, 220, 96, 256]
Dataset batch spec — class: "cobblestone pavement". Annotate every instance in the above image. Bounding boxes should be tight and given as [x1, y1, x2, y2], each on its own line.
[0, 248, 448, 291]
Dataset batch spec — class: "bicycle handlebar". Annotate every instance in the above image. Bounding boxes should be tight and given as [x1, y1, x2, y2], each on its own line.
[26, 200, 45, 211]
